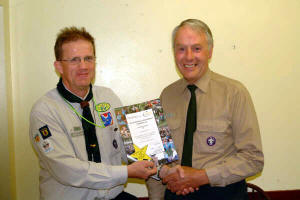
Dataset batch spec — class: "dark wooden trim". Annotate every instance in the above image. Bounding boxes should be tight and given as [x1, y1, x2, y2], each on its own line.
[267, 189, 300, 200]
[138, 189, 300, 200]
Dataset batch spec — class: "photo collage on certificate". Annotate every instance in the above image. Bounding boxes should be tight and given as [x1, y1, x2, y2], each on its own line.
[114, 99, 178, 167]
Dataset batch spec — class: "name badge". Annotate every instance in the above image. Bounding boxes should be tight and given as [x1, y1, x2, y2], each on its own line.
[70, 126, 84, 137]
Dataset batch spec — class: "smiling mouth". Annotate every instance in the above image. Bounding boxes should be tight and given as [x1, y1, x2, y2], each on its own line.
[78, 73, 89, 78]
[184, 64, 197, 68]
[78, 71, 88, 75]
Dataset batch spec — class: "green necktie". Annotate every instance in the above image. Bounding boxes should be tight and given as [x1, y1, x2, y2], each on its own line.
[181, 85, 197, 167]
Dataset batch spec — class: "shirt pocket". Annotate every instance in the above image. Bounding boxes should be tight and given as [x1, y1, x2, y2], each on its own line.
[194, 120, 230, 154]
[165, 113, 185, 157]
[68, 127, 89, 160]
[166, 111, 181, 130]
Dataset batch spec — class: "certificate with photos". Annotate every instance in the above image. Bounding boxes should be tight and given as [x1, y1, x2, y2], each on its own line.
[114, 99, 178, 168]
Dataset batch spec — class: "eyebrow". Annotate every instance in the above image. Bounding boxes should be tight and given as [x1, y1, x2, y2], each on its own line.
[175, 44, 202, 47]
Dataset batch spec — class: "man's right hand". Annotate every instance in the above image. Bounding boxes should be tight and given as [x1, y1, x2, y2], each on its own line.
[160, 165, 197, 195]
[163, 166, 209, 195]
[127, 160, 157, 179]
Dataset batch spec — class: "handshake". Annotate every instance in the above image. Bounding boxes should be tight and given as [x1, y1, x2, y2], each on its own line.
[127, 160, 209, 195]
[159, 165, 209, 195]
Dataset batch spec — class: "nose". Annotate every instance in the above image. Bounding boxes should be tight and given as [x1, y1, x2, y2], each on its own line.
[185, 48, 194, 61]
[78, 59, 88, 68]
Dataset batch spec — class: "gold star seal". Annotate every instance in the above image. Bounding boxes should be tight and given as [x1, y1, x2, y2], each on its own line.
[131, 144, 151, 161]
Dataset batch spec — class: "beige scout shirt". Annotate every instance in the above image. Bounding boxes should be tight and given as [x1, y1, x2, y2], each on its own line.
[147, 69, 264, 199]
[30, 86, 128, 200]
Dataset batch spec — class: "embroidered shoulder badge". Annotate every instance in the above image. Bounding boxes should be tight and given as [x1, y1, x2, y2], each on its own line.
[95, 102, 111, 112]
[33, 133, 41, 143]
[39, 125, 52, 140]
[100, 112, 113, 127]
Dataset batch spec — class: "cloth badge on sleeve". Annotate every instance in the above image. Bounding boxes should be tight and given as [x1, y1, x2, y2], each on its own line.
[39, 125, 52, 139]
[34, 133, 41, 143]
[100, 112, 113, 127]
[207, 136, 216, 146]
[95, 102, 111, 112]
[41, 140, 54, 153]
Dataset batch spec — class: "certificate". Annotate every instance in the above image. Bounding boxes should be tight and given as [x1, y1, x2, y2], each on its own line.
[126, 109, 165, 161]
[114, 99, 178, 166]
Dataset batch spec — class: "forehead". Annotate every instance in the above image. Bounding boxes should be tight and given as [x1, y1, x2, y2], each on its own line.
[61, 39, 94, 56]
[175, 25, 208, 45]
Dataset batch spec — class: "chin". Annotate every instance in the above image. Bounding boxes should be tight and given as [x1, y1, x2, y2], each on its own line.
[76, 80, 91, 87]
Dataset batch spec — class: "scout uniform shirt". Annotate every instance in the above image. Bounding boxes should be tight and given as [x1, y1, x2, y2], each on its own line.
[30, 86, 128, 200]
[147, 69, 264, 199]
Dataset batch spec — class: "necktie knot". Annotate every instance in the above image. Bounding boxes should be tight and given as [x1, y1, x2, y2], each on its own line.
[80, 101, 89, 108]
[187, 85, 197, 93]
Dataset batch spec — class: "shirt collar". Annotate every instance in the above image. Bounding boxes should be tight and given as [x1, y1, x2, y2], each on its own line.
[62, 81, 90, 100]
[179, 68, 211, 94]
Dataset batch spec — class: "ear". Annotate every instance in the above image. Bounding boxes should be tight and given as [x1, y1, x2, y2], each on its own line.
[54, 61, 63, 75]
[208, 45, 213, 59]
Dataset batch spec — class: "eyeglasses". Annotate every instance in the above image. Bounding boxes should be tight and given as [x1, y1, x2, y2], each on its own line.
[59, 56, 96, 65]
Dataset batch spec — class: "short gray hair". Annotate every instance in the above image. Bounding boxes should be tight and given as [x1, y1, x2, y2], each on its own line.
[172, 19, 213, 50]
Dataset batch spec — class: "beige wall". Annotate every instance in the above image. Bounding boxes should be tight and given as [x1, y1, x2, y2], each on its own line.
[0, 4, 10, 200]
[5, 0, 300, 199]
[0, 0, 15, 199]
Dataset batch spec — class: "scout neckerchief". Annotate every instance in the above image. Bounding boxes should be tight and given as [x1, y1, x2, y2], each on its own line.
[57, 78, 101, 163]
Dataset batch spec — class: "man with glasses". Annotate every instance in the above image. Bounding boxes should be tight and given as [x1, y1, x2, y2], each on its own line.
[146, 19, 264, 200]
[29, 27, 156, 200]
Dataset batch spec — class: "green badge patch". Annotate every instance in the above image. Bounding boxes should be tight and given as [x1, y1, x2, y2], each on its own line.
[95, 102, 111, 112]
